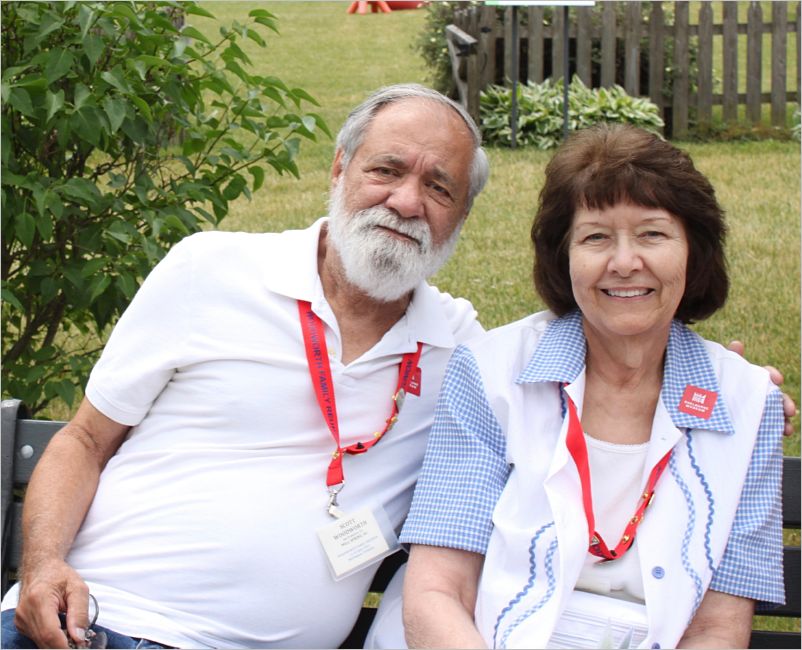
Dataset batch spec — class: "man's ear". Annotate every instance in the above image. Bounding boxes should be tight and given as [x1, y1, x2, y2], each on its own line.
[331, 149, 344, 189]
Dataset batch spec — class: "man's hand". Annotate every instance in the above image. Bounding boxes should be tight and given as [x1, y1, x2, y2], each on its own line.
[728, 340, 798, 437]
[15, 558, 91, 649]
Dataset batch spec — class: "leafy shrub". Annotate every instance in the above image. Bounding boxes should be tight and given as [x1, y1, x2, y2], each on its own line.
[1, 1, 329, 413]
[480, 77, 664, 149]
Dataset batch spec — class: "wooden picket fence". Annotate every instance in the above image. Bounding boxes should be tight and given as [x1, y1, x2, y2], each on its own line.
[447, 1, 801, 138]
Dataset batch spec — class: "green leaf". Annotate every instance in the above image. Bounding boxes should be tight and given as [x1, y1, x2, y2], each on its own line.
[88, 274, 111, 301]
[101, 69, 129, 93]
[70, 107, 103, 146]
[45, 89, 65, 122]
[248, 165, 265, 192]
[74, 83, 91, 110]
[78, 3, 95, 39]
[80, 258, 106, 277]
[115, 272, 138, 299]
[83, 34, 105, 68]
[181, 26, 212, 45]
[252, 15, 280, 34]
[33, 13, 65, 46]
[44, 48, 75, 84]
[16, 212, 36, 248]
[308, 112, 332, 138]
[1, 288, 24, 312]
[248, 8, 277, 19]
[8, 88, 34, 116]
[290, 87, 320, 107]
[103, 96, 126, 133]
[128, 94, 153, 122]
[35, 211, 54, 241]
[61, 177, 103, 208]
[245, 28, 266, 48]
[185, 4, 216, 19]
[54, 379, 76, 408]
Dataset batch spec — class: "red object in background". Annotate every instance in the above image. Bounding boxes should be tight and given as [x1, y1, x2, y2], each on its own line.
[386, 1, 426, 8]
[347, 1, 425, 14]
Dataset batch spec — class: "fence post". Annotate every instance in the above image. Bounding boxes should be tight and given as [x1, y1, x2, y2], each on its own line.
[672, 1, 690, 138]
[697, 1, 714, 127]
[504, 7, 514, 83]
[478, 5, 497, 89]
[552, 5, 565, 81]
[624, 2, 641, 96]
[576, 7, 592, 85]
[796, 3, 802, 104]
[600, 2, 616, 88]
[648, 2, 665, 115]
[746, 2, 763, 124]
[527, 6, 545, 84]
[722, 1, 738, 121]
[771, 1, 788, 127]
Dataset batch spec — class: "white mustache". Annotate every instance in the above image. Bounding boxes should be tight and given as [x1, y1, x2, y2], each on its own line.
[352, 207, 432, 251]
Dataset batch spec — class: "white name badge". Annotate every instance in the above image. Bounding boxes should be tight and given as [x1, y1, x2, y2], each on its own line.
[317, 506, 400, 581]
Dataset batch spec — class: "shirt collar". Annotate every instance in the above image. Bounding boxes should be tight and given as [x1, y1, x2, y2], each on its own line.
[516, 310, 734, 434]
[262, 217, 457, 350]
[262, 217, 325, 301]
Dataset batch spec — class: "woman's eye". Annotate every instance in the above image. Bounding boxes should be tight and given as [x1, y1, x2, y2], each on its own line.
[583, 233, 607, 242]
[641, 230, 666, 239]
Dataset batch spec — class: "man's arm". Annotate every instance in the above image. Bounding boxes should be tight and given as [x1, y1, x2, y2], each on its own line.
[727, 340, 797, 436]
[677, 590, 754, 649]
[403, 544, 487, 649]
[14, 398, 130, 649]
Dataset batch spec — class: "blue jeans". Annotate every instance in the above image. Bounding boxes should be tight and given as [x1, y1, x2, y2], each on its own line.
[1, 609, 171, 649]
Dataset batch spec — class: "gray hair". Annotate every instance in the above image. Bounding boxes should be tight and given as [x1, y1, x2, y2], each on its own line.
[334, 83, 490, 211]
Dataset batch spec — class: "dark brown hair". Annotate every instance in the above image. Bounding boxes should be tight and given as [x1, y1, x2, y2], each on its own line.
[531, 123, 728, 323]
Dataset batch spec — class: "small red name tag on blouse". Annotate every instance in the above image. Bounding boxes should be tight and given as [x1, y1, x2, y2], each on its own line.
[679, 385, 718, 419]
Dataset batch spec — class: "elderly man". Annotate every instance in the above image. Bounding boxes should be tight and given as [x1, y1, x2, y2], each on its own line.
[0, 84, 490, 649]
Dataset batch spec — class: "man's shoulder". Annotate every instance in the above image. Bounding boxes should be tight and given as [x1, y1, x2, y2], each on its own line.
[475, 310, 555, 349]
[461, 310, 556, 369]
[420, 284, 483, 344]
[172, 221, 320, 272]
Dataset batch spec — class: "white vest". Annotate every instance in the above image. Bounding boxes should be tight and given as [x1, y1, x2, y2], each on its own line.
[475, 339, 769, 649]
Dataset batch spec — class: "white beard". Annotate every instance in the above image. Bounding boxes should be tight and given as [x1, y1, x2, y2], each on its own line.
[326, 181, 463, 302]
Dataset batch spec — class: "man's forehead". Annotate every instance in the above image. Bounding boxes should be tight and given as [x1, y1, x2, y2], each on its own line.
[370, 98, 471, 138]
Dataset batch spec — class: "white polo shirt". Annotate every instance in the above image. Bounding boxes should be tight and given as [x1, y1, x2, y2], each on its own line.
[1, 218, 482, 648]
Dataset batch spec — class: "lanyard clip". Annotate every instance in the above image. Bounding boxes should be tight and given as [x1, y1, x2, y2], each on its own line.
[327, 482, 345, 519]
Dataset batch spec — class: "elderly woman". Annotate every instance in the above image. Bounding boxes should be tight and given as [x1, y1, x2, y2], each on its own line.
[389, 124, 785, 649]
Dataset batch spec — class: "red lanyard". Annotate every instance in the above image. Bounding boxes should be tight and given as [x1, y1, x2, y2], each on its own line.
[564, 387, 671, 561]
[298, 300, 423, 489]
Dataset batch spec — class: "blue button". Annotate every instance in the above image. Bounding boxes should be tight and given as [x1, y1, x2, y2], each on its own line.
[652, 566, 665, 579]
[651, 643, 661, 649]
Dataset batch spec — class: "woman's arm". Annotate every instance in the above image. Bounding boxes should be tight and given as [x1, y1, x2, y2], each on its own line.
[677, 590, 754, 649]
[403, 544, 487, 649]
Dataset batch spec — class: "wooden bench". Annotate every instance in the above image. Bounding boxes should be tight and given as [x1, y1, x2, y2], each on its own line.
[1, 398, 799, 648]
